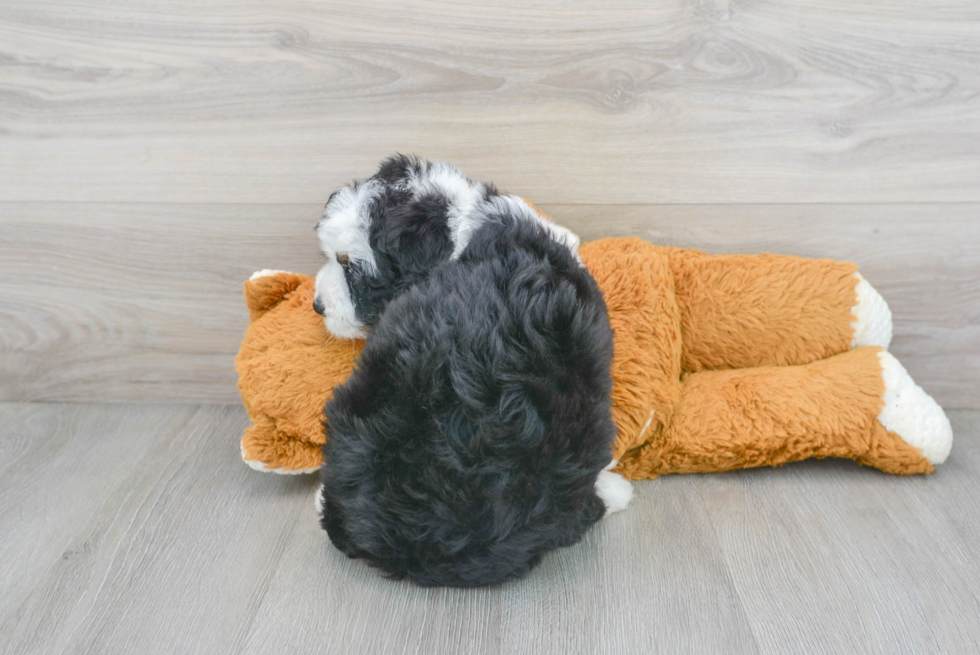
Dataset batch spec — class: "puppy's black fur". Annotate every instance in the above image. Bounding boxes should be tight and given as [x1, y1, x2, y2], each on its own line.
[319, 213, 616, 587]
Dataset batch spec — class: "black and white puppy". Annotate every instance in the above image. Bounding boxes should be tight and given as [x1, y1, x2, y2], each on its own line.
[314, 155, 632, 587]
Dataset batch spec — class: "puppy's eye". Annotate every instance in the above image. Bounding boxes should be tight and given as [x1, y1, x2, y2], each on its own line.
[336, 252, 350, 266]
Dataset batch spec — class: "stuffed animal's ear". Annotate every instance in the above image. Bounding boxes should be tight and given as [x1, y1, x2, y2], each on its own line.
[243, 270, 310, 321]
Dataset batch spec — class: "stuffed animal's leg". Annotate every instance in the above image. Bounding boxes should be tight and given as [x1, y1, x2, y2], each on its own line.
[662, 247, 891, 371]
[615, 347, 951, 480]
[241, 416, 323, 474]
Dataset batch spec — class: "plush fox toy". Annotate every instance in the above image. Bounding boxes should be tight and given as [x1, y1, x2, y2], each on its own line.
[236, 238, 952, 479]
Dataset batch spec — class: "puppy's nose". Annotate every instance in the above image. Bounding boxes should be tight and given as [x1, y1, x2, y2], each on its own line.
[312, 296, 325, 316]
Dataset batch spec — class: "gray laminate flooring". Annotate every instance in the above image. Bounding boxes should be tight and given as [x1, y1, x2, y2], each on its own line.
[2, 403, 978, 654]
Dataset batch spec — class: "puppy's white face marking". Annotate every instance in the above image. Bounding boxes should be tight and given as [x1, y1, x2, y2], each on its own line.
[316, 180, 380, 276]
[314, 180, 380, 338]
[314, 262, 366, 338]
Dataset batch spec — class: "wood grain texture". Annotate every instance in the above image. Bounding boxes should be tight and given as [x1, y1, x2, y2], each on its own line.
[1, 403, 979, 654]
[1, 0, 979, 204]
[0, 404, 202, 627]
[237, 472, 760, 655]
[696, 422, 980, 652]
[2, 202, 977, 407]
[0, 404, 315, 655]
[2, 2, 977, 651]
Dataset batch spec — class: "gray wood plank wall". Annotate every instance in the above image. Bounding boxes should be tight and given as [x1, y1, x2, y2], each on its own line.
[1, 1, 978, 406]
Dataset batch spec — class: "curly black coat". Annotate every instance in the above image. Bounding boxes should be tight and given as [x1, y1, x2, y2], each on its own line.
[319, 196, 615, 587]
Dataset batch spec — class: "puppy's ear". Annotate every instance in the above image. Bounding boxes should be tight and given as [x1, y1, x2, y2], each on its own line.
[374, 153, 426, 186]
[386, 193, 454, 277]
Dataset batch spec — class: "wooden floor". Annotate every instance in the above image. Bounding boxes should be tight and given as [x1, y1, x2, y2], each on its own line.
[1, 403, 978, 654]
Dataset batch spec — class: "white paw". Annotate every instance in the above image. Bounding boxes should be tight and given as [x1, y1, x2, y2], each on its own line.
[315, 484, 325, 516]
[248, 268, 290, 281]
[595, 461, 633, 514]
[878, 351, 953, 465]
[851, 273, 893, 349]
[241, 443, 320, 475]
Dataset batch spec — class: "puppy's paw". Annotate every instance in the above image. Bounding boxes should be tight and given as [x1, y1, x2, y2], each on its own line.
[851, 273, 893, 349]
[878, 351, 953, 465]
[315, 484, 325, 516]
[595, 461, 633, 514]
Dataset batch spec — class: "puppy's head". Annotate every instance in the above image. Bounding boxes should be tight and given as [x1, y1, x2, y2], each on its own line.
[313, 154, 583, 338]
[313, 155, 489, 337]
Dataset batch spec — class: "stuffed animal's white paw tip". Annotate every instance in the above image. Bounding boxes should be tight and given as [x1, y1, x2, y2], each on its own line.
[596, 464, 633, 514]
[241, 443, 320, 475]
[851, 273, 893, 349]
[878, 351, 953, 465]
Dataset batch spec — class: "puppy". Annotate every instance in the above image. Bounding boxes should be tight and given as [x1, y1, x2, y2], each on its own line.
[314, 155, 632, 586]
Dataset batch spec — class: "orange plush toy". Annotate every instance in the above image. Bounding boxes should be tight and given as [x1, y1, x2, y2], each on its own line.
[236, 239, 952, 481]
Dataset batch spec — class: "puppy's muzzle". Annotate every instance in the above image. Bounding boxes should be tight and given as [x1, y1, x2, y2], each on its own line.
[312, 296, 326, 316]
